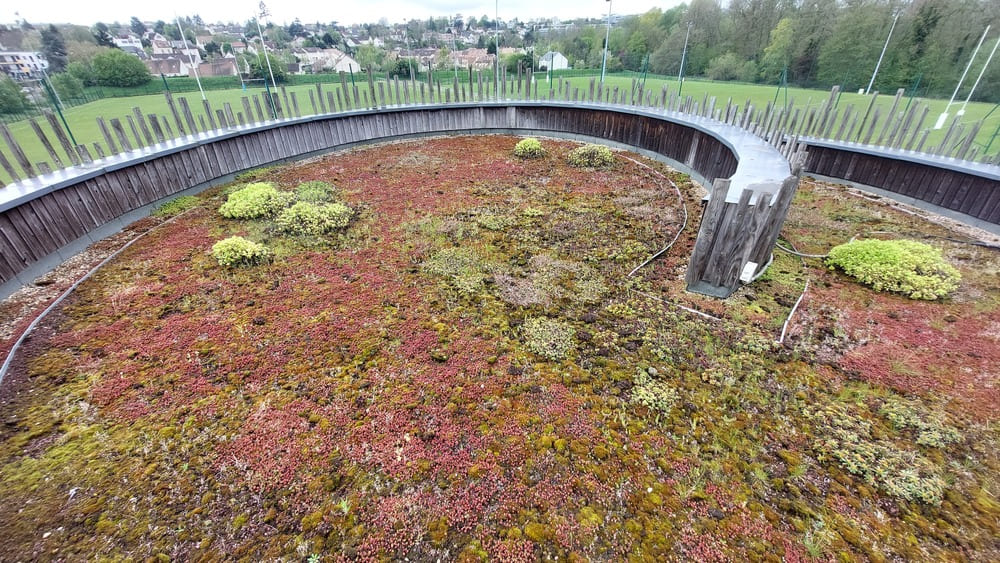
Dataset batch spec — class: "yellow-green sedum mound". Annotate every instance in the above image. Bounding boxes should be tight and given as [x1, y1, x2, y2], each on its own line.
[826, 239, 960, 300]
[211, 236, 270, 267]
[276, 201, 353, 236]
[567, 144, 615, 168]
[219, 182, 289, 219]
[513, 138, 545, 159]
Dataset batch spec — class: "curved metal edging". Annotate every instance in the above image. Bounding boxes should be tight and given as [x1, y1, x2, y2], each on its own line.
[0, 102, 796, 300]
[0, 102, 788, 213]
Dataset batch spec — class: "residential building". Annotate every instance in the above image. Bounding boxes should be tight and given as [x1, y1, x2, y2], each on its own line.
[151, 40, 173, 55]
[195, 57, 238, 77]
[291, 47, 360, 73]
[113, 34, 143, 50]
[145, 55, 194, 77]
[451, 48, 493, 70]
[0, 51, 48, 81]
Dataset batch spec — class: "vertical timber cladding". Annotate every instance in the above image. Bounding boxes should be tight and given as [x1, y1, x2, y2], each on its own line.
[804, 145, 999, 223]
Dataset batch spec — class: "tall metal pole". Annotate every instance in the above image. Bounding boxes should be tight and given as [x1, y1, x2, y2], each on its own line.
[257, 2, 278, 89]
[677, 22, 692, 99]
[452, 31, 459, 82]
[175, 15, 206, 100]
[958, 34, 999, 116]
[601, 0, 612, 84]
[406, 37, 415, 81]
[866, 11, 899, 95]
[495, 0, 500, 99]
[936, 25, 990, 129]
[983, 103, 1000, 154]
[40, 69, 77, 146]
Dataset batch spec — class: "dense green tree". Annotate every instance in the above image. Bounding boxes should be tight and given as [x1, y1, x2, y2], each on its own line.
[130, 17, 146, 36]
[817, 0, 894, 90]
[92, 22, 116, 48]
[204, 41, 221, 57]
[760, 17, 795, 83]
[355, 44, 386, 70]
[321, 32, 339, 48]
[286, 20, 305, 38]
[248, 52, 287, 83]
[388, 57, 418, 78]
[504, 52, 537, 73]
[66, 61, 97, 86]
[41, 25, 69, 73]
[163, 24, 182, 41]
[91, 49, 151, 87]
[786, 0, 837, 85]
[726, 0, 789, 61]
[0, 75, 28, 115]
[50, 72, 84, 99]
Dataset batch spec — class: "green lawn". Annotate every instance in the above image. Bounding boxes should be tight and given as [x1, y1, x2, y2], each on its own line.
[1, 74, 997, 186]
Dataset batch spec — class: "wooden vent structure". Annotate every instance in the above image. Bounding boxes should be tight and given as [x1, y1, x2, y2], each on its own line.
[686, 152, 806, 298]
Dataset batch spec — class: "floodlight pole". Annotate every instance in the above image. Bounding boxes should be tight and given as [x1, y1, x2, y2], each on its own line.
[495, 0, 500, 99]
[406, 37, 415, 82]
[40, 68, 77, 146]
[866, 10, 899, 95]
[175, 15, 206, 100]
[958, 34, 1000, 116]
[935, 25, 990, 129]
[257, 2, 278, 89]
[601, 0, 612, 84]
[452, 31, 459, 82]
[677, 21, 692, 99]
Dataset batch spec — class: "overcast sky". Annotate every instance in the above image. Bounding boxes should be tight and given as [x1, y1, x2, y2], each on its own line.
[4, 1, 683, 28]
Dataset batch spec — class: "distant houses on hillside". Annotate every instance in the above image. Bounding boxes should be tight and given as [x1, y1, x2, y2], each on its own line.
[1, 16, 565, 86]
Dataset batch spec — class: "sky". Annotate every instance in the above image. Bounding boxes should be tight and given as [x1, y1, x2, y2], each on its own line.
[3, 0, 683, 28]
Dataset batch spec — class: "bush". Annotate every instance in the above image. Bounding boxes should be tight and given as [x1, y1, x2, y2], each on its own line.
[826, 239, 961, 300]
[276, 201, 353, 236]
[295, 181, 336, 203]
[91, 49, 151, 87]
[513, 138, 545, 159]
[567, 144, 615, 168]
[219, 182, 288, 219]
[522, 317, 576, 361]
[706, 52, 758, 82]
[212, 236, 269, 267]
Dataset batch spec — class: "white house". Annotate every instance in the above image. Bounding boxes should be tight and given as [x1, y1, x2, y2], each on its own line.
[113, 34, 143, 50]
[292, 47, 360, 73]
[538, 51, 569, 71]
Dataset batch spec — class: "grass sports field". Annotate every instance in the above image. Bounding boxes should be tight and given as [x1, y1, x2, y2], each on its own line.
[1, 74, 997, 185]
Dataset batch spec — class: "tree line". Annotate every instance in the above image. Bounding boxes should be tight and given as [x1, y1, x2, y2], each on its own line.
[546, 0, 999, 102]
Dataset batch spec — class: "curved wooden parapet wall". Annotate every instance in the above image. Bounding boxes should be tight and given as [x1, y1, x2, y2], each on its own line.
[0, 102, 796, 300]
[802, 138, 1000, 230]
